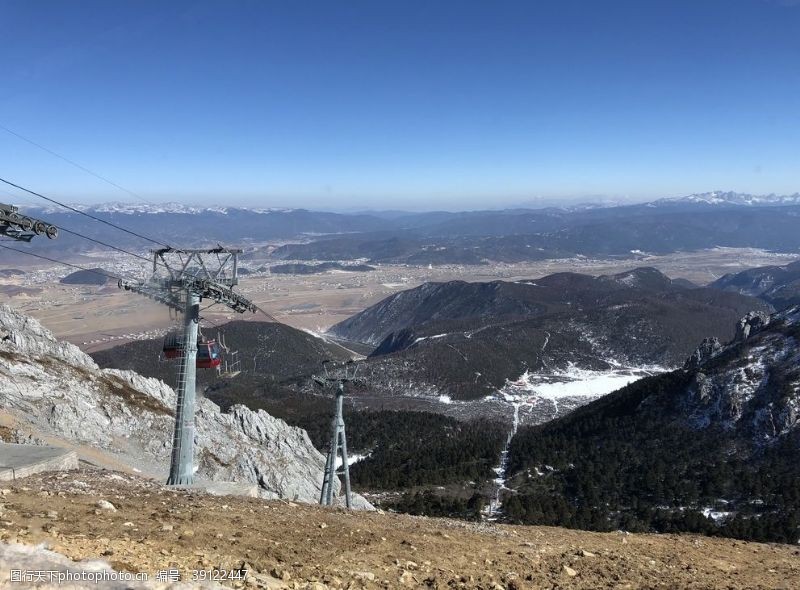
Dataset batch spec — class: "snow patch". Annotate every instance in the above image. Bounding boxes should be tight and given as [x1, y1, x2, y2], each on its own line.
[335, 453, 369, 469]
[501, 363, 665, 402]
[412, 333, 448, 345]
[702, 507, 735, 522]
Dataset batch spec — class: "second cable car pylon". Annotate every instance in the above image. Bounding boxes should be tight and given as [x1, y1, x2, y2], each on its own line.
[313, 360, 358, 509]
[119, 246, 257, 486]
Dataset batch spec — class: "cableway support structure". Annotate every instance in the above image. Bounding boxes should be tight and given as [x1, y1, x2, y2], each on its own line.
[313, 360, 357, 509]
[118, 247, 256, 486]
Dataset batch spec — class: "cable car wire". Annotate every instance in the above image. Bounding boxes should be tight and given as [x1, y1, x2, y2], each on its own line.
[1, 178, 283, 323]
[252, 303, 279, 324]
[0, 176, 172, 248]
[0, 242, 129, 282]
[0, 123, 163, 208]
[0, 177, 259, 301]
[55, 226, 154, 264]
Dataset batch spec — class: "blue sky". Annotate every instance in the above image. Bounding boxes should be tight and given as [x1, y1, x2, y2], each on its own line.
[1, 0, 798, 210]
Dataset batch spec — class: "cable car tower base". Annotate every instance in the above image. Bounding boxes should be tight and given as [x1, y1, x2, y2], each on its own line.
[119, 247, 256, 487]
[167, 290, 200, 485]
[314, 361, 357, 508]
[320, 384, 352, 507]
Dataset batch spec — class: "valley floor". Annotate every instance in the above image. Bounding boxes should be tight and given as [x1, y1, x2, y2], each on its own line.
[1, 469, 797, 589]
[2, 247, 795, 352]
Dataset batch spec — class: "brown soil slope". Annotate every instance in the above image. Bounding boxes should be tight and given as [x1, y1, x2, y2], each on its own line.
[0, 470, 797, 590]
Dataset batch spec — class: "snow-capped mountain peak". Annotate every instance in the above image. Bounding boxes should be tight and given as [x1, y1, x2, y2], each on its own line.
[18, 202, 298, 215]
[92, 202, 204, 214]
[653, 191, 800, 207]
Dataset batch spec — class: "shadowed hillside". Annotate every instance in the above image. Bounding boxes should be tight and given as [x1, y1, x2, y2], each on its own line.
[332, 268, 772, 400]
[91, 320, 350, 387]
[711, 259, 800, 310]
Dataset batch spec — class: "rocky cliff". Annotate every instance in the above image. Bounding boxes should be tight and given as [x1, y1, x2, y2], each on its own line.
[681, 306, 800, 441]
[0, 305, 369, 508]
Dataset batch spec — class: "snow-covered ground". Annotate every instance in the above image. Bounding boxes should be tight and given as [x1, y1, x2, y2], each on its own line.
[497, 362, 667, 419]
[412, 333, 448, 345]
[702, 507, 735, 522]
[335, 452, 369, 469]
[487, 361, 669, 518]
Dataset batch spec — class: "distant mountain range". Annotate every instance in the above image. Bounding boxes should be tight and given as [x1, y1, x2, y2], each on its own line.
[653, 191, 800, 207]
[20, 190, 800, 217]
[268, 193, 800, 264]
[20, 202, 300, 215]
[330, 267, 771, 400]
[6, 191, 799, 265]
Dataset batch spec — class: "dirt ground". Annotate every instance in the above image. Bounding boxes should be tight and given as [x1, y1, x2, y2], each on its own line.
[0, 470, 797, 590]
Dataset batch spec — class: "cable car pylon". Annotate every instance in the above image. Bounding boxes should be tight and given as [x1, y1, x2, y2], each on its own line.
[313, 360, 358, 509]
[118, 247, 256, 486]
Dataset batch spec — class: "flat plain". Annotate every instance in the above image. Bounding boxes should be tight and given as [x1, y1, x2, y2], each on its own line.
[0, 247, 795, 353]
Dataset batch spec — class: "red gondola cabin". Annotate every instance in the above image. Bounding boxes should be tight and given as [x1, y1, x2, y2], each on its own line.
[162, 333, 222, 369]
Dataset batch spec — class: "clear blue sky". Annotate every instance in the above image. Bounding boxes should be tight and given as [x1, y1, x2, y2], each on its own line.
[1, 0, 798, 210]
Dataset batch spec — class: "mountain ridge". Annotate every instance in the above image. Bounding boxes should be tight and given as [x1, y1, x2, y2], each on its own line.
[711, 259, 800, 310]
[329, 268, 772, 401]
[10, 192, 800, 264]
[19, 190, 800, 216]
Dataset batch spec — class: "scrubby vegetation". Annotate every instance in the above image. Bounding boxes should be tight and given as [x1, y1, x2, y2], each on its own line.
[384, 489, 487, 521]
[504, 372, 800, 544]
[206, 381, 507, 491]
[347, 413, 506, 489]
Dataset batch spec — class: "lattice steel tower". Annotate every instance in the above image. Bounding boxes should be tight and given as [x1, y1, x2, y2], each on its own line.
[119, 247, 256, 486]
[313, 360, 357, 508]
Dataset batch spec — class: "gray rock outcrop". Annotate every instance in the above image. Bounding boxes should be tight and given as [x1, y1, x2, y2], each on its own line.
[683, 337, 723, 370]
[682, 306, 800, 441]
[0, 305, 371, 508]
[734, 311, 770, 342]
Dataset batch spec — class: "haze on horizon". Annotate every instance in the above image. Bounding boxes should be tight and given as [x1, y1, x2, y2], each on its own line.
[1, 0, 798, 211]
